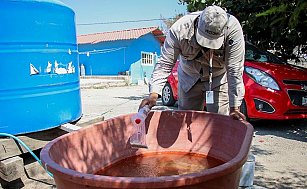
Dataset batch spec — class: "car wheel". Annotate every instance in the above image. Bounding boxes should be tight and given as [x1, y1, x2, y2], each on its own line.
[240, 99, 250, 121]
[162, 83, 176, 106]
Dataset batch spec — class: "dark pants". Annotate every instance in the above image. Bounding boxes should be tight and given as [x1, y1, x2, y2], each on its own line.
[178, 74, 229, 115]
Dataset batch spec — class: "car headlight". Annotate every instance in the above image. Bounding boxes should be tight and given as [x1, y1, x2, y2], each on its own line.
[245, 66, 280, 90]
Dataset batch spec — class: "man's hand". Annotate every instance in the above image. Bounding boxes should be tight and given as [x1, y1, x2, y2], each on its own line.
[229, 107, 246, 121]
[139, 92, 159, 110]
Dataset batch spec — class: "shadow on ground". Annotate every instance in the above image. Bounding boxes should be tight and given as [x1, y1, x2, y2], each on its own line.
[254, 171, 306, 188]
[250, 119, 307, 188]
[251, 145, 307, 188]
[114, 94, 148, 101]
[250, 119, 307, 142]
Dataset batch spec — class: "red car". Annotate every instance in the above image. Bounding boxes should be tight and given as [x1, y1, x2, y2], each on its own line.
[162, 42, 307, 120]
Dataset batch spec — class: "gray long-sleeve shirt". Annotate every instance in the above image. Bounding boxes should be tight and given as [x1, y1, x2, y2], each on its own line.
[149, 11, 245, 108]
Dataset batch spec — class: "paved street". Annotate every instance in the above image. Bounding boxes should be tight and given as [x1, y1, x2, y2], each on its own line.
[250, 120, 306, 188]
[1, 84, 306, 189]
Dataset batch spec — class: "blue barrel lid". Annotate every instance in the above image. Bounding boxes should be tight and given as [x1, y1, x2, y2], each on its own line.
[5, 0, 68, 7]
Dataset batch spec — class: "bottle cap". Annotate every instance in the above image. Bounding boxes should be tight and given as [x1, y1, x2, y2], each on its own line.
[135, 118, 141, 124]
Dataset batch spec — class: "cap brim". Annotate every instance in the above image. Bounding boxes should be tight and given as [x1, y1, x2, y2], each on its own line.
[196, 29, 224, 49]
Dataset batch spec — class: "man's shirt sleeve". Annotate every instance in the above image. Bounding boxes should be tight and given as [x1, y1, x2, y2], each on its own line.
[224, 16, 245, 108]
[149, 28, 180, 95]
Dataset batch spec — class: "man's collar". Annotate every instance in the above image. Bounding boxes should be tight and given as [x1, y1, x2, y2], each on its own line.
[182, 13, 200, 41]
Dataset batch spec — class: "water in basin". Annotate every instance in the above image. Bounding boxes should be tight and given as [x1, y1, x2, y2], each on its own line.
[95, 152, 224, 177]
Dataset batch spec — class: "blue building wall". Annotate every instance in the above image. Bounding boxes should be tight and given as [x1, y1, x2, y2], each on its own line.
[130, 57, 157, 84]
[78, 33, 161, 76]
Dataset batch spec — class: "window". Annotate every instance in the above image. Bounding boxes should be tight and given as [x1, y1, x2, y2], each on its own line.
[245, 43, 284, 64]
[141, 52, 154, 65]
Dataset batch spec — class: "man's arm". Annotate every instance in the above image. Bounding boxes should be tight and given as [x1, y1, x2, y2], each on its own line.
[149, 28, 180, 96]
[140, 28, 180, 109]
[224, 16, 246, 120]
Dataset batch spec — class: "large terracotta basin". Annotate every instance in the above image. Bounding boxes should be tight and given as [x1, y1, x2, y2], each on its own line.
[40, 111, 253, 189]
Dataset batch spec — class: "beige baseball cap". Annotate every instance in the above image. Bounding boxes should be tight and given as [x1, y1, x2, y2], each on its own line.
[196, 5, 228, 49]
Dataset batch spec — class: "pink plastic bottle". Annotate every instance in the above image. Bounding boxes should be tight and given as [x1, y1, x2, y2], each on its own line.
[130, 105, 150, 148]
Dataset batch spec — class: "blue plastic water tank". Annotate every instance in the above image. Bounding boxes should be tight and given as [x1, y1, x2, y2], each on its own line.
[0, 0, 82, 134]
